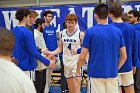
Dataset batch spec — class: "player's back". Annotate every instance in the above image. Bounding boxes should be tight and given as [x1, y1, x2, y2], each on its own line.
[12, 26, 33, 59]
[0, 58, 36, 93]
[111, 22, 136, 73]
[134, 23, 140, 31]
[135, 27, 140, 68]
[84, 24, 124, 78]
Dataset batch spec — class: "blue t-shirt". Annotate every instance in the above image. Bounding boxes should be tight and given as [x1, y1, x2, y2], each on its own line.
[111, 22, 138, 73]
[134, 23, 140, 31]
[43, 25, 58, 51]
[12, 26, 50, 71]
[82, 24, 125, 78]
[134, 23, 140, 68]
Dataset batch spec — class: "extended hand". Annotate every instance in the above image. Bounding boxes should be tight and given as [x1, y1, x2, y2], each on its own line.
[48, 59, 56, 69]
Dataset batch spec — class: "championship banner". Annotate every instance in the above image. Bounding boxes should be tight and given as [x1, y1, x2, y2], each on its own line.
[0, 1, 140, 31]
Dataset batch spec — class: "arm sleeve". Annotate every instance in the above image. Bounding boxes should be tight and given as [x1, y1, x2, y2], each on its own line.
[120, 32, 125, 48]
[37, 47, 42, 53]
[77, 48, 82, 54]
[24, 32, 50, 65]
[82, 30, 91, 50]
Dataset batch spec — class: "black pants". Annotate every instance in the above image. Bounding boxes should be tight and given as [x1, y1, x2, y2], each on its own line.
[61, 61, 68, 92]
[134, 68, 140, 93]
[121, 87, 125, 93]
[34, 69, 46, 93]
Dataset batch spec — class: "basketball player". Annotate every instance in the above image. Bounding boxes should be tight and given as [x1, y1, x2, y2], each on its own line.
[50, 14, 85, 93]
[109, 4, 138, 93]
[42, 10, 58, 93]
[128, 10, 140, 93]
[76, 4, 127, 93]
[12, 8, 56, 80]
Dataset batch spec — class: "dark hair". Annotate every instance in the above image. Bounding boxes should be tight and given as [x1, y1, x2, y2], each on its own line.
[94, 4, 108, 19]
[34, 18, 45, 29]
[42, 10, 53, 17]
[15, 8, 30, 21]
[0, 28, 15, 56]
[109, 3, 122, 18]
[128, 10, 140, 21]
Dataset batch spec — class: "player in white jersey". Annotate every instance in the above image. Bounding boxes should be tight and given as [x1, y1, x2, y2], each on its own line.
[50, 14, 85, 93]
[62, 28, 81, 69]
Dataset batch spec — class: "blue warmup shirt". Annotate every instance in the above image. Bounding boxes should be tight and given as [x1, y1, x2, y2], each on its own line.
[43, 25, 58, 51]
[134, 23, 140, 68]
[12, 26, 50, 71]
[82, 24, 125, 78]
[111, 22, 138, 73]
[134, 23, 140, 31]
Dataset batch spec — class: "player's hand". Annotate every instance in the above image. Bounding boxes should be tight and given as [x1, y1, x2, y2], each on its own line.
[74, 69, 80, 77]
[133, 66, 136, 74]
[71, 48, 77, 55]
[48, 60, 56, 69]
[41, 49, 55, 59]
[46, 52, 56, 60]
[41, 48, 49, 55]
[41, 48, 51, 55]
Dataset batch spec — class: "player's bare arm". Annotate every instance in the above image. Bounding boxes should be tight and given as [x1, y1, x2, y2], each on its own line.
[76, 47, 88, 75]
[51, 32, 63, 55]
[118, 46, 127, 69]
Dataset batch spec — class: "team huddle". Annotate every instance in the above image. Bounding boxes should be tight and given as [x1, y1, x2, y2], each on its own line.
[0, 2, 140, 93]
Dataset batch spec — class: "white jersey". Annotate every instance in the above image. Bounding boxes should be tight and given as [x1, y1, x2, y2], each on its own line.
[34, 29, 47, 70]
[62, 29, 81, 68]
[0, 58, 36, 93]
